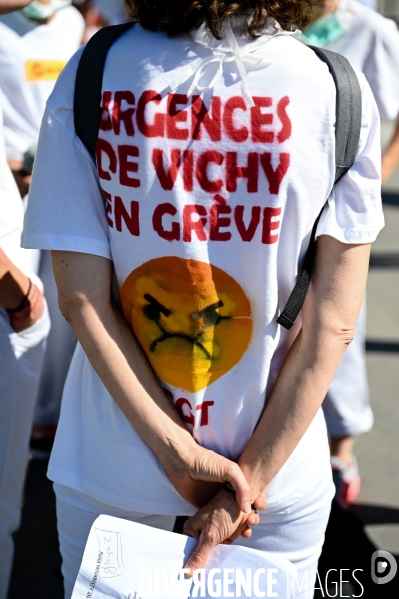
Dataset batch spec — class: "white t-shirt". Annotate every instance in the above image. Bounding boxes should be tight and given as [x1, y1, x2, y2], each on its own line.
[23, 21, 384, 514]
[0, 6, 85, 160]
[0, 105, 30, 274]
[324, 0, 399, 120]
[0, 104, 41, 299]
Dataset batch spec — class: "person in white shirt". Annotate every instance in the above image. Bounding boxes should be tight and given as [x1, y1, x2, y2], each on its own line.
[0, 4, 50, 594]
[0, 113, 50, 599]
[23, 1, 383, 597]
[0, 0, 84, 453]
[301, 0, 399, 183]
[0, 0, 84, 165]
[300, 0, 399, 508]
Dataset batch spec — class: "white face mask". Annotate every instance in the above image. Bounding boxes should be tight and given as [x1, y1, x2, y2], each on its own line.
[21, 0, 71, 21]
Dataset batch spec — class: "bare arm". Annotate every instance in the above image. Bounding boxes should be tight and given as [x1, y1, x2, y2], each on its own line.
[238, 235, 370, 496]
[184, 235, 370, 573]
[0, 248, 30, 308]
[0, 1, 31, 14]
[382, 118, 399, 184]
[51, 250, 253, 512]
[0, 248, 44, 331]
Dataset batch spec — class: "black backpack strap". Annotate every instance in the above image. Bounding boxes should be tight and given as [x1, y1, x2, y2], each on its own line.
[74, 22, 135, 160]
[311, 47, 363, 185]
[277, 48, 362, 330]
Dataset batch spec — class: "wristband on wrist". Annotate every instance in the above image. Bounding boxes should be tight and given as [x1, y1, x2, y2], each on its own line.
[6, 278, 32, 314]
[8, 288, 39, 321]
[8, 285, 40, 327]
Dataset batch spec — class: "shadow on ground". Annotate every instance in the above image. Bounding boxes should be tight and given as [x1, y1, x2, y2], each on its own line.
[8, 461, 63, 598]
[314, 502, 399, 598]
[8, 461, 399, 598]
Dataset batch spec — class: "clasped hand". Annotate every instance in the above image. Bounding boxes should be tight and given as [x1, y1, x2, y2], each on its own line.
[164, 445, 267, 575]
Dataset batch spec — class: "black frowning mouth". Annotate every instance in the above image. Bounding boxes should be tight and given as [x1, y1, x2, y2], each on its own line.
[142, 294, 229, 359]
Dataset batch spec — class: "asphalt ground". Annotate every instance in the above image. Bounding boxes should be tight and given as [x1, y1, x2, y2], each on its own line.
[7, 121, 399, 599]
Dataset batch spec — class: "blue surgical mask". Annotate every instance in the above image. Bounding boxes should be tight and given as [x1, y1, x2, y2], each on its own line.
[299, 12, 347, 48]
[21, 0, 71, 21]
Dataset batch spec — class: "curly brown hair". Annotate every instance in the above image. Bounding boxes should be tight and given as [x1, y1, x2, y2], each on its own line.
[124, 1, 314, 39]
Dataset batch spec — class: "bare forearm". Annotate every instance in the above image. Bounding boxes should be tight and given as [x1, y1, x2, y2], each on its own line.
[0, 248, 30, 309]
[239, 328, 347, 497]
[62, 293, 197, 471]
[0, 1, 31, 14]
[0, 248, 44, 331]
[239, 237, 371, 499]
[382, 118, 399, 183]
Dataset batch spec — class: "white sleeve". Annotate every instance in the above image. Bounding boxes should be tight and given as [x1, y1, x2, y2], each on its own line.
[22, 106, 112, 260]
[363, 19, 399, 120]
[316, 73, 384, 244]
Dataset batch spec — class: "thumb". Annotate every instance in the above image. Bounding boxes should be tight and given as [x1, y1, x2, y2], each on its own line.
[253, 494, 268, 511]
[184, 531, 215, 577]
[224, 462, 252, 514]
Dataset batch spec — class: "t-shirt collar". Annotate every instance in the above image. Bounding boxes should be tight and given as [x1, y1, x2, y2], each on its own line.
[169, 16, 299, 108]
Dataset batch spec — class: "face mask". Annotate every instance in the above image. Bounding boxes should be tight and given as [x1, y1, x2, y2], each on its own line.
[299, 12, 347, 48]
[21, 0, 71, 21]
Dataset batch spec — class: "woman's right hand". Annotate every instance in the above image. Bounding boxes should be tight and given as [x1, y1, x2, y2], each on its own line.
[164, 444, 253, 512]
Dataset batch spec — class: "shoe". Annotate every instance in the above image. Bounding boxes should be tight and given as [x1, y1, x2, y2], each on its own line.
[331, 455, 361, 511]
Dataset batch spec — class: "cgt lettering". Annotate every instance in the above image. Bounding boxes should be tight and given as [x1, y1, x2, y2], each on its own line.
[175, 398, 215, 427]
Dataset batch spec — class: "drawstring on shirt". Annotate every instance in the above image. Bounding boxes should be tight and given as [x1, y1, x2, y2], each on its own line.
[169, 20, 273, 108]
[223, 19, 258, 108]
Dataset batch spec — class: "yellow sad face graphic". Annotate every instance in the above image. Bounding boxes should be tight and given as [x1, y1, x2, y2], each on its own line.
[121, 257, 252, 393]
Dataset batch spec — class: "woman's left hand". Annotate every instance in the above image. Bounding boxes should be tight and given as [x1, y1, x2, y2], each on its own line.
[183, 489, 267, 576]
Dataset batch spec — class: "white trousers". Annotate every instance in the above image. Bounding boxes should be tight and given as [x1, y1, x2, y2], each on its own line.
[55, 471, 334, 599]
[0, 306, 50, 599]
[323, 300, 373, 438]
